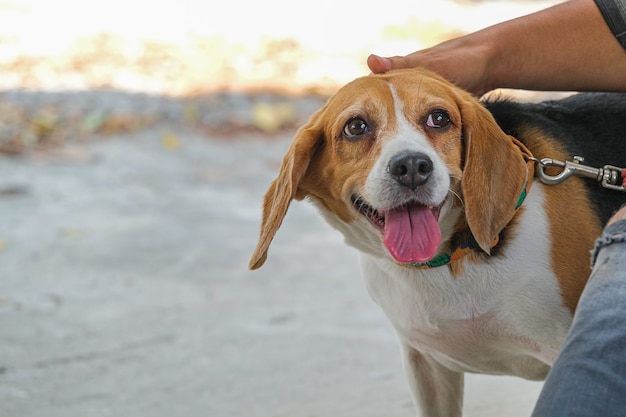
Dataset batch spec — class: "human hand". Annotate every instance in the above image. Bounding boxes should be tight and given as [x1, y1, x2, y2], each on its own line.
[366, 35, 493, 96]
[367, 0, 626, 96]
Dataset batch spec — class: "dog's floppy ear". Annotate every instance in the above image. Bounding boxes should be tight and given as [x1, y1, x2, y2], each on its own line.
[249, 109, 325, 270]
[460, 99, 528, 254]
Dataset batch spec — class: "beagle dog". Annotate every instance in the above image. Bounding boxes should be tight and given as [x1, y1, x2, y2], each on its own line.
[249, 68, 626, 416]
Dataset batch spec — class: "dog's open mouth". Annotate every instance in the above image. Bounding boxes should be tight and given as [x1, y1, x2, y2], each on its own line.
[351, 195, 443, 263]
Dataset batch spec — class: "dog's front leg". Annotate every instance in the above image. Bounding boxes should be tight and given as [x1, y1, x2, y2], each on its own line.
[402, 345, 464, 417]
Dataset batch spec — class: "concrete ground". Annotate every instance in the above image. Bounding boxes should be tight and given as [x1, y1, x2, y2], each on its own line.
[0, 128, 543, 417]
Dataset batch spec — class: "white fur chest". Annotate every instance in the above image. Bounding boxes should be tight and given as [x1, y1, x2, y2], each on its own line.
[359, 186, 573, 378]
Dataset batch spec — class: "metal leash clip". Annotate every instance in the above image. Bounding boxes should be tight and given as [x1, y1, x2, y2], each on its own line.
[533, 156, 626, 192]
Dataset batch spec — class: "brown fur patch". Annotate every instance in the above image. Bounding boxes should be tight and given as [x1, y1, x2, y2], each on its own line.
[516, 126, 601, 313]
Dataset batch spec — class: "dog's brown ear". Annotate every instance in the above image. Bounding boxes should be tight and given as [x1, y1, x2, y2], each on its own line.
[460, 100, 528, 254]
[249, 110, 325, 270]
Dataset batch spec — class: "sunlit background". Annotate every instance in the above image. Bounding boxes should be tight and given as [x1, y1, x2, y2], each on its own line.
[1, 0, 556, 94]
[0, 0, 561, 151]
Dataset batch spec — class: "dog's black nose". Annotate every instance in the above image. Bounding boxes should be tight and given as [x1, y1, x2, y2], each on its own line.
[388, 152, 433, 190]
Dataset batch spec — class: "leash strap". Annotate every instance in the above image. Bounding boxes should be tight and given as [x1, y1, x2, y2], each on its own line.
[534, 156, 626, 193]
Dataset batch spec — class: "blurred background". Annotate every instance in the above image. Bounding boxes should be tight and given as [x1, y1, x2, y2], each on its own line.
[0, 0, 557, 152]
[0, 1, 562, 416]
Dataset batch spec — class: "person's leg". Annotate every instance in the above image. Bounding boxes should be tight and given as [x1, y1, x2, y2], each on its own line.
[532, 216, 626, 417]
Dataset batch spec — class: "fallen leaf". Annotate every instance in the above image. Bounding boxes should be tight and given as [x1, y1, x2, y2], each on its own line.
[252, 102, 296, 133]
[32, 108, 60, 137]
[81, 109, 107, 133]
[161, 133, 180, 151]
[183, 103, 200, 123]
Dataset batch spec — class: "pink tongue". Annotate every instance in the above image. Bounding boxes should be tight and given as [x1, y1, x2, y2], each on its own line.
[384, 204, 442, 263]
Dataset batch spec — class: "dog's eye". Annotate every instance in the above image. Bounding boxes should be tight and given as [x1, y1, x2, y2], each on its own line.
[426, 110, 450, 129]
[343, 117, 369, 138]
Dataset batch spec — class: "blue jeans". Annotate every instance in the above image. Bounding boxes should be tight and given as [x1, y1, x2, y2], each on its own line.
[532, 220, 626, 417]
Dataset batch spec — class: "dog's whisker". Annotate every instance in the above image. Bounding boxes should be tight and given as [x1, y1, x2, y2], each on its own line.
[447, 189, 464, 208]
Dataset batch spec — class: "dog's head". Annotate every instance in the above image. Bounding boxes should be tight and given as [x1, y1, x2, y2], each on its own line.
[249, 68, 529, 270]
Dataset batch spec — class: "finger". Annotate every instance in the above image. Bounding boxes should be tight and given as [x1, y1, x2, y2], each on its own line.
[367, 54, 392, 73]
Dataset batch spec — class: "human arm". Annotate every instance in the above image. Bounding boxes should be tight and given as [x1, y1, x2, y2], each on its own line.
[367, 0, 626, 96]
